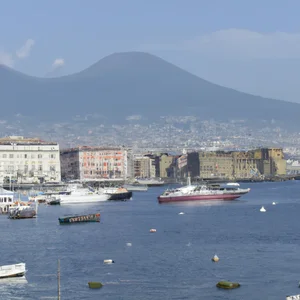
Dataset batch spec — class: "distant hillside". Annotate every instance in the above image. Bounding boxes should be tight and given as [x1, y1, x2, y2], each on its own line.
[0, 51, 299, 129]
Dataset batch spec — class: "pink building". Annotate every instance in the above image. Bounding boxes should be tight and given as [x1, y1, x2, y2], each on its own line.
[60, 146, 130, 181]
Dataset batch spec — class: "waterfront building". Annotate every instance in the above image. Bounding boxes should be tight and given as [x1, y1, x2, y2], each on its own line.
[159, 153, 174, 178]
[199, 151, 234, 179]
[60, 146, 130, 181]
[0, 136, 61, 184]
[133, 155, 152, 178]
[232, 151, 261, 179]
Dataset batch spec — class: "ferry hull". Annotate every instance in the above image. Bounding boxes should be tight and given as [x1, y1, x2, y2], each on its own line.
[158, 193, 244, 203]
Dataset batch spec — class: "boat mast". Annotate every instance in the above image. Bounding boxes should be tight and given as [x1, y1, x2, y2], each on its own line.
[57, 259, 61, 300]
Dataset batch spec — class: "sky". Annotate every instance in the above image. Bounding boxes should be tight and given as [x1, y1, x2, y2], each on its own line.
[1, 0, 300, 102]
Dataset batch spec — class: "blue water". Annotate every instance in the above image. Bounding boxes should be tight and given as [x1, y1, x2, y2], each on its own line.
[1, 181, 300, 299]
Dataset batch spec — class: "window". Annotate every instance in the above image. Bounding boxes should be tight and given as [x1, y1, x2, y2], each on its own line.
[24, 154, 27, 159]
[50, 165, 56, 172]
[50, 154, 55, 159]
[38, 154, 42, 159]
[38, 165, 43, 172]
[9, 154, 13, 158]
[2, 154, 6, 158]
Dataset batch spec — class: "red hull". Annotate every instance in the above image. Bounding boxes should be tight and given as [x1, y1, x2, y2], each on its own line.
[158, 193, 244, 203]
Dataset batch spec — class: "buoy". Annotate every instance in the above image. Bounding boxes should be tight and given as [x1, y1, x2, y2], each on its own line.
[178, 212, 185, 215]
[272, 202, 276, 205]
[149, 229, 156, 233]
[260, 206, 266, 212]
[212, 254, 219, 262]
[126, 242, 132, 247]
[103, 259, 115, 264]
[216, 281, 240, 289]
[88, 282, 103, 289]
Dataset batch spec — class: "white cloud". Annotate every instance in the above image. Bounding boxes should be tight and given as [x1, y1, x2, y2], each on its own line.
[52, 58, 65, 69]
[16, 39, 35, 59]
[141, 29, 300, 59]
[0, 51, 14, 67]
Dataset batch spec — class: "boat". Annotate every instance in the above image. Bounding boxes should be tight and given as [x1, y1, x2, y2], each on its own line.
[59, 185, 110, 204]
[216, 281, 240, 289]
[100, 187, 132, 201]
[58, 213, 100, 224]
[158, 182, 250, 203]
[46, 197, 60, 205]
[0, 263, 26, 279]
[88, 282, 103, 289]
[135, 178, 165, 186]
[8, 201, 37, 219]
[0, 188, 15, 214]
[123, 184, 148, 192]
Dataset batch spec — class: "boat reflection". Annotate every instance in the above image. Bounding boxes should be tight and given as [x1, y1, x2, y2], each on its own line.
[0, 276, 28, 285]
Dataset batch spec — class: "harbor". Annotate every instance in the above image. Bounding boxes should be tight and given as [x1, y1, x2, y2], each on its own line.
[1, 181, 300, 299]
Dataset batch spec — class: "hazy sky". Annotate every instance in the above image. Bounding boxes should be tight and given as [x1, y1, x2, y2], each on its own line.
[1, 0, 300, 102]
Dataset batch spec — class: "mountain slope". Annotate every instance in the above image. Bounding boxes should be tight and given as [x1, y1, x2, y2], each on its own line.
[0, 51, 299, 128]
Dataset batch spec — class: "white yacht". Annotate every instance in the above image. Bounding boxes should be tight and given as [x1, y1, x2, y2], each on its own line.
[59, 184, 109, 204]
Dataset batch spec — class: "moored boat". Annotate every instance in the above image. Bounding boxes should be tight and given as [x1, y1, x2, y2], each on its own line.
[59, 185, 109, 204]
[8, 201, 38, 219]
[135, 178, 165, 186]
[123, 184, 148, 192]
[46, 197, 60, 205]
[0, 263, 26, 279]
[158, 182, 250, 203]
[58, 213, 100, 224]
[100, 187, 132, 201]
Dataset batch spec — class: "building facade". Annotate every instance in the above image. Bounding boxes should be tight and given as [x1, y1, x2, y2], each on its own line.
[60, 146, 130, 181]
[0, 136, 61, 184]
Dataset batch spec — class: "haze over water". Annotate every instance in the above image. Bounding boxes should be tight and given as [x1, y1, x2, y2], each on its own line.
[1, 181, 300, 299]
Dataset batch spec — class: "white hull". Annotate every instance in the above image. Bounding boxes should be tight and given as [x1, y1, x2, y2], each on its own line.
[60, 194, 109, 204]
[0, 263, 26, 279]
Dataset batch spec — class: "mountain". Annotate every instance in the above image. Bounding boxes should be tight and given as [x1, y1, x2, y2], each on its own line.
[0, 51, 299, 129]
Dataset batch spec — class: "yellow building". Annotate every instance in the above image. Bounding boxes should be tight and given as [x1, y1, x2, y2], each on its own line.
[232, 151, 261, 179]
[199, 151, 233, 179]
[159, 154, 174, 178]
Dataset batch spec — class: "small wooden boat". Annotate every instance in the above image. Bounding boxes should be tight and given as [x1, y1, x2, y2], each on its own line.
[58, 213, 100, 224]
[0, 263, 26, 279]
[88, 281, 103, 289]
[216, 281, 240, 289]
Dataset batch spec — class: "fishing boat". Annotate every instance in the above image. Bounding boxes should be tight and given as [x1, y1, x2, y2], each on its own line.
[8, 200, 37, 219]
[58, 213, 100, 224]
[158, 181, 250, 203]
[0, 263, 26, 279]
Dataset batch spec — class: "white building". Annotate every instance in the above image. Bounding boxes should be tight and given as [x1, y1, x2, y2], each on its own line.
[0, 136, 61, 184]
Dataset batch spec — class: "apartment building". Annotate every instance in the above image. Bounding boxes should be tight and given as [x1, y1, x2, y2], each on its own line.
[60, 146, 130, 181]
[0, 136, 61, 184]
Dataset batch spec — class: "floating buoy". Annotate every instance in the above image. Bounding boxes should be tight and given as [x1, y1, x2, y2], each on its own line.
[149, 229, 156, 233]
[103, 259, 115, 264]
[272, 202, 276, 205]
[260, 206, 266, 212]
[126, 242, 132, 247]
[216, 281, 240, 289]
[212, 254, 219, 262]
[178, 212, 185, 215]
[88, 282, 103, 289]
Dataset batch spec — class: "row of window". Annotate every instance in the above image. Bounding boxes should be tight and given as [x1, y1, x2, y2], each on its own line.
[0, 165, 56, 172]
[1, 154, 56, 159]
